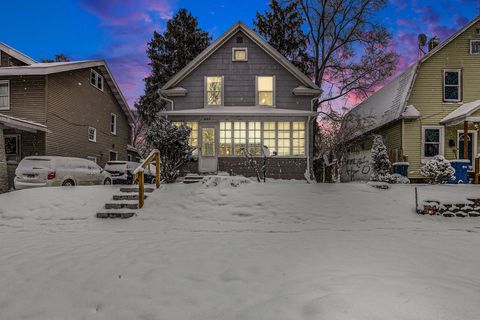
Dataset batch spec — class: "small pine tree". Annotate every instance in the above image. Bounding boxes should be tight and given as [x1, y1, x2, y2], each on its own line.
[145, 118, 193, 183]
[419, 155, 455, 184]
[370, 135, 391, 180]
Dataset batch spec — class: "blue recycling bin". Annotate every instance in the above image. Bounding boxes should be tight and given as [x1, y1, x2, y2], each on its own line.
[449, 159, 470, 184]
[393, 162, 409, 177]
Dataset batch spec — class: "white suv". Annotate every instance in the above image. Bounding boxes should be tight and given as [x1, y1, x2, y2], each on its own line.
[14, 156, 112, 190]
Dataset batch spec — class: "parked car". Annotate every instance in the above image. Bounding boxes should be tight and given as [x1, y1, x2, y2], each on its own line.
[14, 156, 112, 190]
[104, 161, 156, 185]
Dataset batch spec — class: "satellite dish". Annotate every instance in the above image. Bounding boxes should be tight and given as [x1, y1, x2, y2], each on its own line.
[418, 34, 427, 47]
[262, 145, 270, 157]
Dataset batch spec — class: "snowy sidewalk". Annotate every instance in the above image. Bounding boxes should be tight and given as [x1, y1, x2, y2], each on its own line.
[0, 181, 480, 319]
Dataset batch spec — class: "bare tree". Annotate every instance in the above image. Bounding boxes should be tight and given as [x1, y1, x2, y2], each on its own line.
[315, 108, 374, 182]
[293, 0, 397, 104]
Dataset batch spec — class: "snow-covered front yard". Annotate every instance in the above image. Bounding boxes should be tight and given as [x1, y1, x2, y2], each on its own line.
[1, 179, 480, 319]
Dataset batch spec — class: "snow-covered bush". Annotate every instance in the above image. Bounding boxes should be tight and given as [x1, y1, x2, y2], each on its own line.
[203, 175, 252, 188]
[419, 155, 455, 184]
[145, 118, 194, 183]
[379, 173, 410, 184]
[370, 135, 391, 181]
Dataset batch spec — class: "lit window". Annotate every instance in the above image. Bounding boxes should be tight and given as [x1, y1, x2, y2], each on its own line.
[88, 127, 97, 142]
[206, 76, 223, 105]
[257, 76, 274, 106]
[232, 48, 247, 61]
[220, 122, 232, 156]
[4, 135, 19, 162]
[248, 121, 262, 155]
[277, 122, 291, 156]
[292, 122, 305, 156]
[111, 113, 117, 135]
[185, 122, 199, 156]
[263, 122, 276, 154]
[470, 40, 480, 54]
[443, 69, 461, 102]
[0, 80, 9, 109]
[90, 69, 104, 91]
[422, 126, 444, 158]
[233, 122, 247, 155]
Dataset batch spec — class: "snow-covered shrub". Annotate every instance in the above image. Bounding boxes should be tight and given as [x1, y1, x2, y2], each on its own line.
[378, 173, 410, 184]
[370, 135, 391, 181]
[419, 155, 455, 184]
[203, 175, 252, 188]
[145, 118, 194, 183]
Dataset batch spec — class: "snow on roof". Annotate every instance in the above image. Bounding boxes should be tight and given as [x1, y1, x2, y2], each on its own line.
[347, 63, 418, 135]
[401, 105, 421, 119]
[0, 41, 37, 65]
[440, 100, 480, 126]
[160, 106, 316, 117]
[0, 113, 49, 132]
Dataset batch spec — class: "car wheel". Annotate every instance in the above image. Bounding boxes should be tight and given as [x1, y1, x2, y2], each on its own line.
[62, 179, 75, 186]
[104, 178, 112, 185]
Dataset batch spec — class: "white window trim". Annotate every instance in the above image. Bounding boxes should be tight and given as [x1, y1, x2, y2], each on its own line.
[443, 69, 462, 103]
[88, 127, 97, 143]
[255, 76, 276, 107]
[4, 134, 20, 163]
[232, 47, 248, 61]
[90, 69, 104, 92]
[470, 40, 480, 54]
[204, 76, 224, 107]
[0, 80, 10, 110]
[111, 113, 117, 135]
[421, 125, 444, 163]
[456, 129, 478, 171]
[109, 150, 118, 161]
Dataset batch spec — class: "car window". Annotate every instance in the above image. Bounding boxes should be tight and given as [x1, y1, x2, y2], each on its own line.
[17, 158, 53, 170]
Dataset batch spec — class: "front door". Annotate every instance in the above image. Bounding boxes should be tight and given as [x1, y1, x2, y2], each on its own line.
[458, 131, 477, 171]
[199, 125, 217, 173]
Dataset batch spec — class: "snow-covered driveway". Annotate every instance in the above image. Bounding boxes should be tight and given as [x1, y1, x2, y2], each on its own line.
[1, 180, 480, 319]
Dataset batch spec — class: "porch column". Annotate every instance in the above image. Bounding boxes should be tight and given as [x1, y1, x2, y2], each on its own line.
[0, 124, 9, 193]
[464, 120, 469, 161]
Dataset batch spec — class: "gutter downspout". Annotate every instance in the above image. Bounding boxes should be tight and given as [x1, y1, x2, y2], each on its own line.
[307, 96, 320, 181]
[157, 90, 174, 111]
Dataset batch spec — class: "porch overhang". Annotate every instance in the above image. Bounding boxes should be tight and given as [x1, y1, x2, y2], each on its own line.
[0, 113, 49, 133]
[440, 99, 480, 126]
[159, 106, 317, 117]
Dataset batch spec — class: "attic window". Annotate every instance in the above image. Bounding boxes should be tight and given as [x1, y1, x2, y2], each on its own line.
[470, 40, 480, 54]
[232, 48, 248, 61]
[236, 36, 243, 43]
[476, 27, 480, 35]
[90, 69, 104, 91]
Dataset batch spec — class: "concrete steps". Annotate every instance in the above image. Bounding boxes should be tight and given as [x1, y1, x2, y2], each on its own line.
[183, 174, 204, 184]
[97, 186, 152, 219]
[113, 194, 147, 201]
[120, 187, 155, 193]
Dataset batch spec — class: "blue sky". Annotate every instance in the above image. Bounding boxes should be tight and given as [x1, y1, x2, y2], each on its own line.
[1, 0, 480, 107]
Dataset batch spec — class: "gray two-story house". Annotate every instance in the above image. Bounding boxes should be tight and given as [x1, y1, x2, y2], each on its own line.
[159, 22, 320, 179]
[0, 42, 135, 191]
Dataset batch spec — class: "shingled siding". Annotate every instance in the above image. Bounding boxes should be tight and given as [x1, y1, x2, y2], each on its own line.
[171, 30, 312, 111]
[405, 21, 480, 179]
[46, 68, 130, 167]
[0, 75, 47, 124]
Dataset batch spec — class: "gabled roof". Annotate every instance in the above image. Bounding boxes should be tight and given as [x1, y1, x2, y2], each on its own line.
[0, 60, 134, 123]
[161, 21, 319, 92]
[440, 99, 480, 126]
[0, 42, 36, 65]
[347, 15, 480, 136]
[0, 113, 49, 133]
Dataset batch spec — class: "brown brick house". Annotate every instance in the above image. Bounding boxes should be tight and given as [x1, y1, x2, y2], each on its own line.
[0, 42, 135, 191]
[159, 22, 321, 179]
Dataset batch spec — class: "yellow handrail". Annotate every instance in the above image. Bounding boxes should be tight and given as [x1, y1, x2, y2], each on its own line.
[132, 149, 161, 208]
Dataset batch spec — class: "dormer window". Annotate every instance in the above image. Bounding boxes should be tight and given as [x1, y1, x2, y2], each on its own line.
[232, 48, 247, 61]
[470, 40, 480, 54]
[90, 69, 104, 91]
[256, 76, 275, 106]
[205, 76, 223, 106]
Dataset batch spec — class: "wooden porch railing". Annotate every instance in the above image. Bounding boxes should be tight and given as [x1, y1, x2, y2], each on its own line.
[132, 149, 161, 208]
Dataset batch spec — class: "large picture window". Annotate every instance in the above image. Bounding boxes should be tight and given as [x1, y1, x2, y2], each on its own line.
[205, 76, 223, 106]
[422, 126, 444, 159]
[443, 69, 461, 102]
[292, 122, 305, 156]
[263, 122, 276, 154]
[220, 122, 232, 156]
[277, 122, 291, 156]
[233, 122, 246, 155]
[257, 76, 274, 106]
[248, 121, 261, 155]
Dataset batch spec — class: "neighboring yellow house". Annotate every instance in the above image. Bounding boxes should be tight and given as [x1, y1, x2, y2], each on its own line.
[348, 16, 480, 181]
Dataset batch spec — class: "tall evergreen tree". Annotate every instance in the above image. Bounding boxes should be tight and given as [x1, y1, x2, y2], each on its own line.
[40, 54, 70, 63]
[138, 9, 211, 124]
[254, 0, 310, 74]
